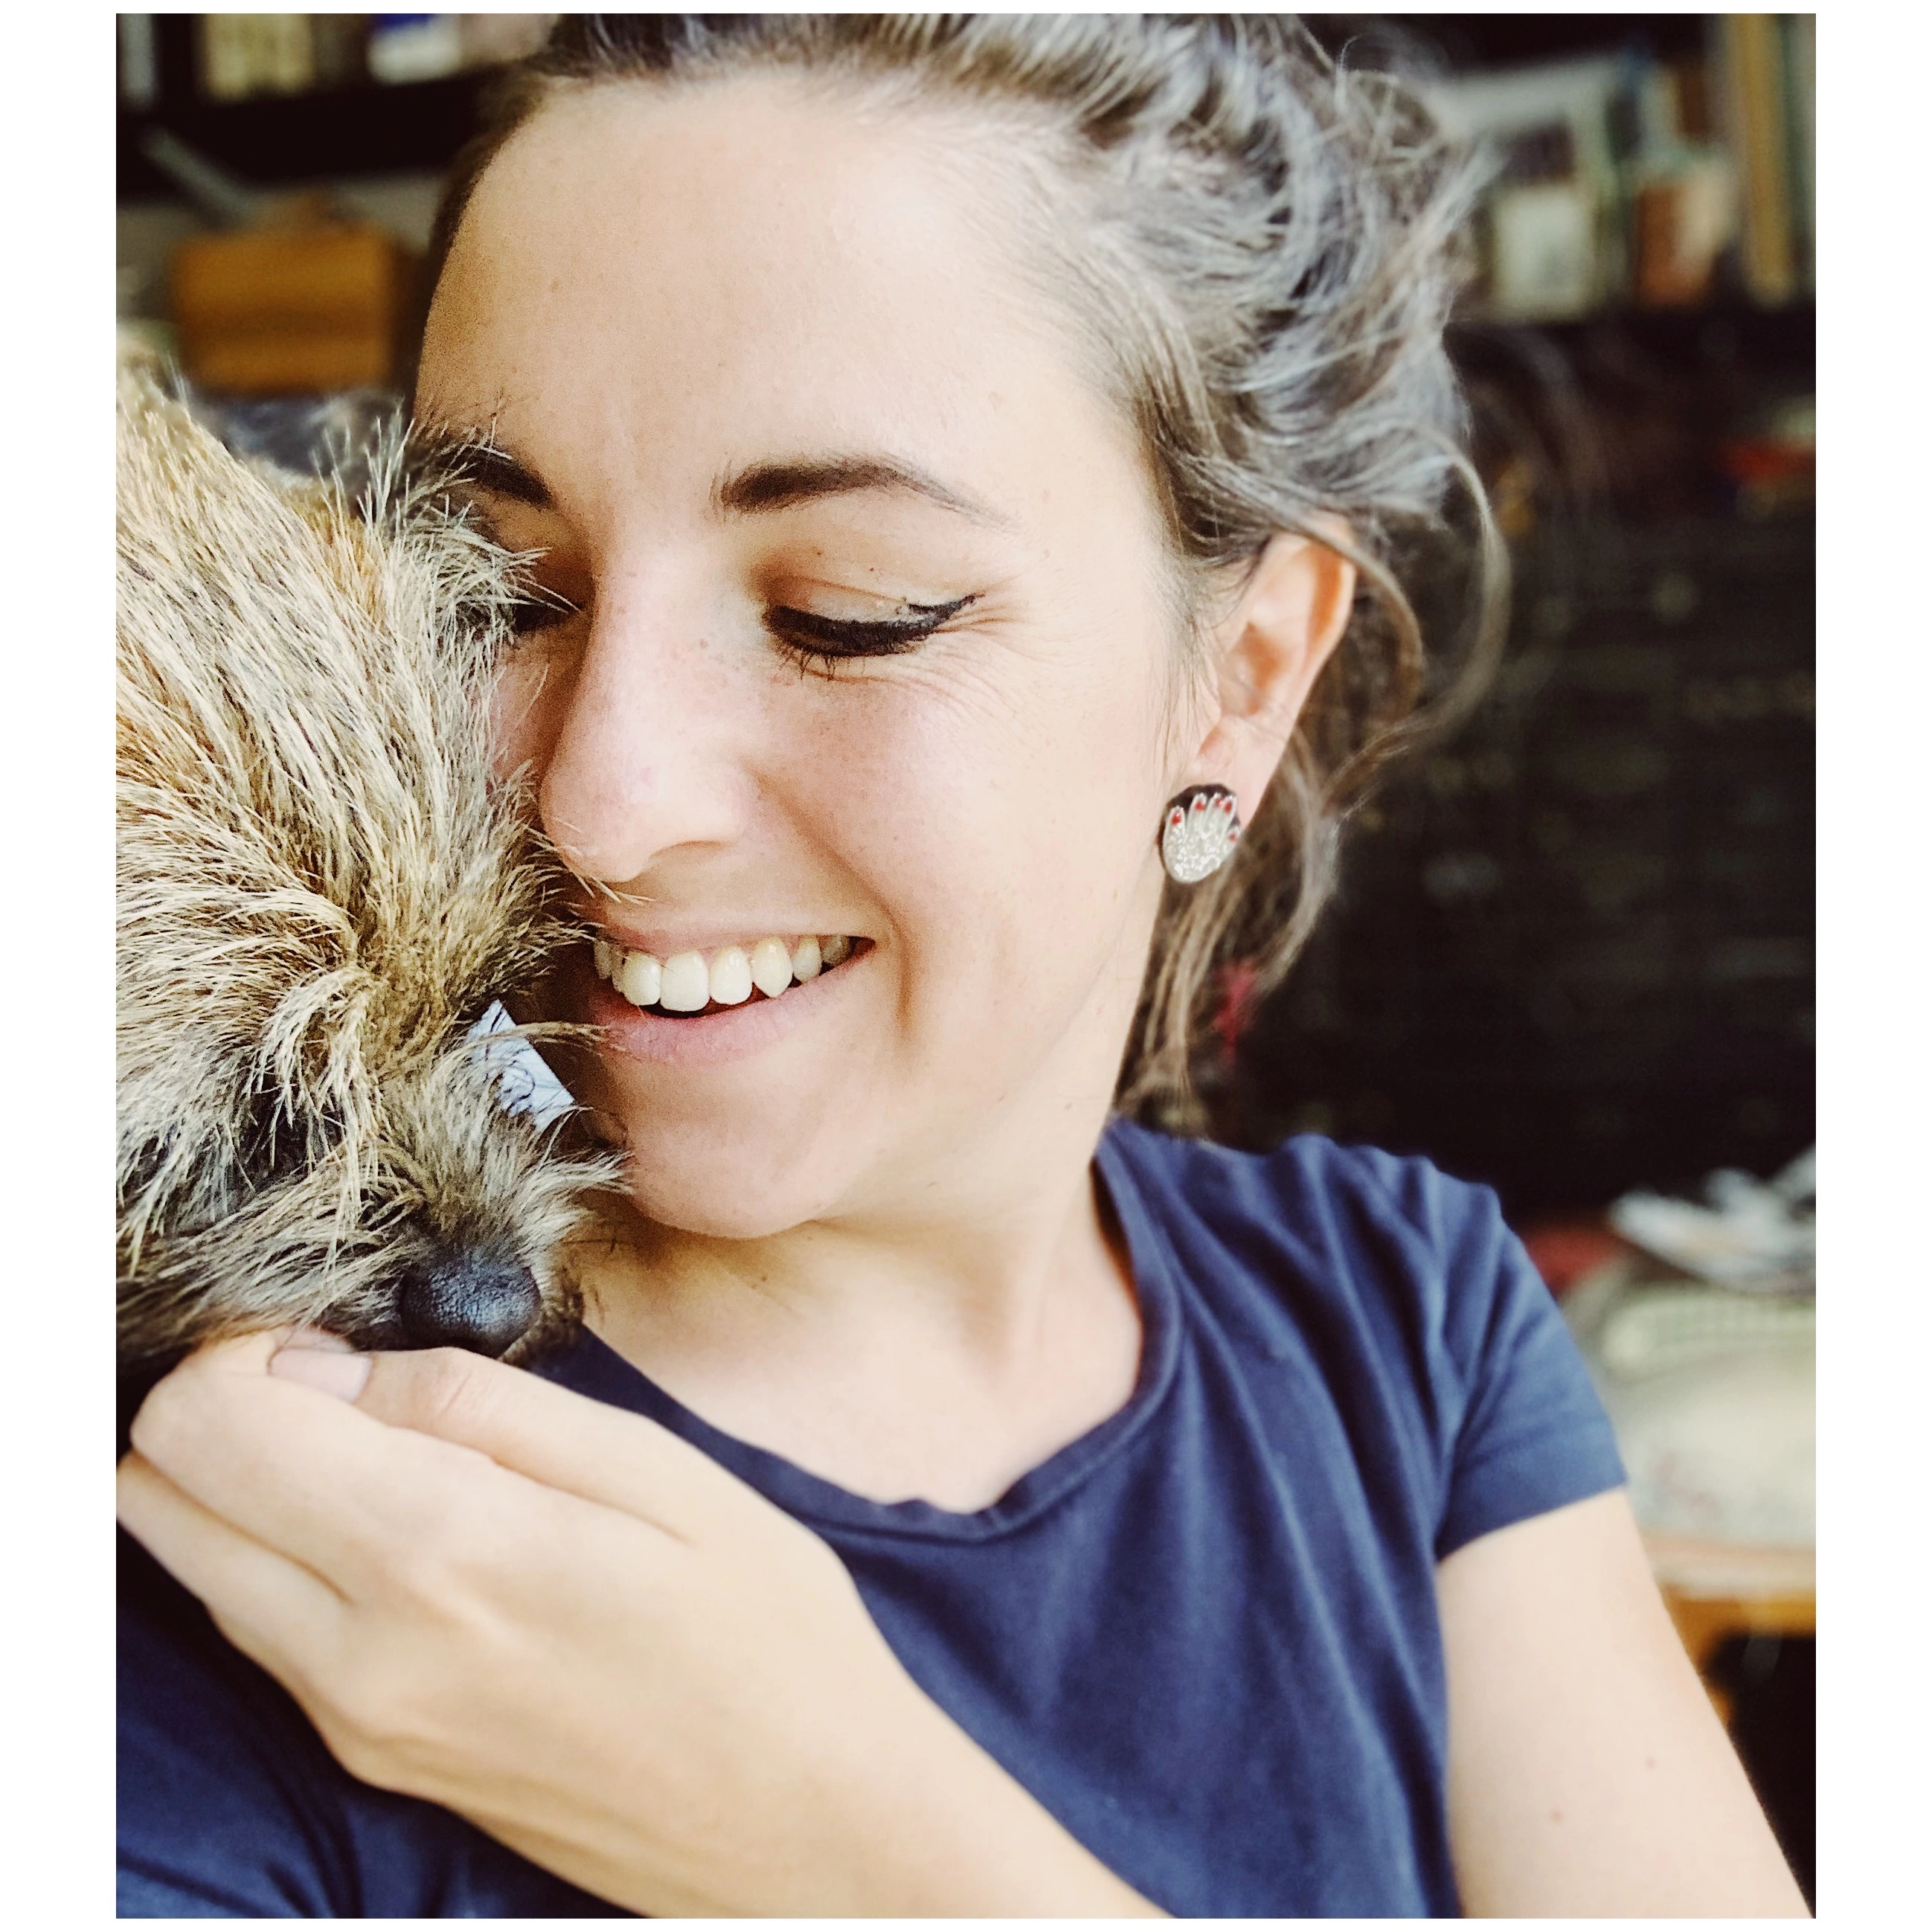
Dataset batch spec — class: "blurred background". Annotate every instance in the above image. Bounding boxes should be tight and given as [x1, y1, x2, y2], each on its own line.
[116, 13, 1817, 1904]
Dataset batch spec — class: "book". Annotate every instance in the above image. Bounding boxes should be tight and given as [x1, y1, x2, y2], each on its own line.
[1716, 14, 1799, 305]
[198, 14, 320, 103]
[1782, 14, 1817, 296]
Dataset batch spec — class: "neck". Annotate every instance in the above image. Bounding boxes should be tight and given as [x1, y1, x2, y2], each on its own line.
[576, 1053, 1142, 1509]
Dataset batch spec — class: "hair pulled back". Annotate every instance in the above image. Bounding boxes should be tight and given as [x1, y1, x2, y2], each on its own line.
[422, 14, 1505, 1129]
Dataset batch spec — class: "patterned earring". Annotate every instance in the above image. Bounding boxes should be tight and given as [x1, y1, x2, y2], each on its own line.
[1159, 785, 1242, 884]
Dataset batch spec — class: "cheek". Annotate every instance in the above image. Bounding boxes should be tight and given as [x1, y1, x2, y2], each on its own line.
[487, 651, 565, 784]
[820, 632, 1170, 988]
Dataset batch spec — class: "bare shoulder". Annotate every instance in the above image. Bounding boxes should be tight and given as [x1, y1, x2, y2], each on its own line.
[1437, 1489, 1809, 1918]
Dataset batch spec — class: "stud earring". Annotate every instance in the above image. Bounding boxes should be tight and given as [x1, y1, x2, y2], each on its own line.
[1159, 785, 1242, 884]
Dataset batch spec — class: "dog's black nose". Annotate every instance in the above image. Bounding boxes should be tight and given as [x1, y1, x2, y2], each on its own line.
[398, 1250, 542, 1357]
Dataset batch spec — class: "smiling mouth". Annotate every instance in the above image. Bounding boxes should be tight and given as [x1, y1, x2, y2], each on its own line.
[592, 933, 865, 1018]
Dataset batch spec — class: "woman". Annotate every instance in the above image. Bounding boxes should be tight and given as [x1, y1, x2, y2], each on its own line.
[117, 16, 1807, 1918]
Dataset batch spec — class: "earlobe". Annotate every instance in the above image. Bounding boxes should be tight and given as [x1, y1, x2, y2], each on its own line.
[1187, 527, 1358, 818]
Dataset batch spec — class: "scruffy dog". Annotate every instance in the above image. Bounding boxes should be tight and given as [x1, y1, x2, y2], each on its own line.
[117, 353, 617, 1395]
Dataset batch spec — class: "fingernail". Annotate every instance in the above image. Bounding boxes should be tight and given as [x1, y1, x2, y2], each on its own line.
[283, 1324, 355, 1352]
[270, 1345, 371, 1402]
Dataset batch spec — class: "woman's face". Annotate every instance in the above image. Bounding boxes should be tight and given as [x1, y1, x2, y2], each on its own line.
[418, 77, 1201, 1237]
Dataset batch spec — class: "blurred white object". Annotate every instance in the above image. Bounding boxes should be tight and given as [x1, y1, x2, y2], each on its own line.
[465, 1001, 574, 1129]
[460, 14, 557, 66]
[1608, 1148, 1814, 1290]
[1421, 57, 1623, 190]
[1596, 1286, 1814, 1379]
[1489, 182, 1598, 318]
[1768, 1144, 1815, 1205]
[1592, 1329, 1813, 1548]
[369, 13, 554, 83]
[368, 15, 465, 85]
[1567, 1256, 1814, 1552]
[119, 13, 159, 107]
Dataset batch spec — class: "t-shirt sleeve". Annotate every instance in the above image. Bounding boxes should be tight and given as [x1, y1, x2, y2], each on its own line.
[1319, 1144, 1625, 1559]
[1410, 1166, 1626, 1556]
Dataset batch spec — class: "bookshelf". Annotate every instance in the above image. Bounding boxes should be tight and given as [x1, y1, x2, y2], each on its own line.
[118, 73, 495, 199]
[120, 15, 1814, 327]
[116, 14, 510, 198]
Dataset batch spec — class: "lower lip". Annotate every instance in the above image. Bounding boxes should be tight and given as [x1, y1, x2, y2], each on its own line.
[579, 950, 865, 1068]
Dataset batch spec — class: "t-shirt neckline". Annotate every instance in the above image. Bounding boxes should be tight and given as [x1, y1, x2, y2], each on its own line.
[538, 1123, 1185, 1544]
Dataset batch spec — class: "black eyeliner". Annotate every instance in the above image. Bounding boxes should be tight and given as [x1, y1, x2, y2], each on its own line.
[767, 594, 978, 657]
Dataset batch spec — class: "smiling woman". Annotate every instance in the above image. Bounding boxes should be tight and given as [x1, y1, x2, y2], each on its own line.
[117, 14, 1808, 1921]
[416, 64, 1234, 1254]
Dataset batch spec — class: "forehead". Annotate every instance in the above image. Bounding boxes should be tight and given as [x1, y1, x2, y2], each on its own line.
[420, 75, 1135, 503]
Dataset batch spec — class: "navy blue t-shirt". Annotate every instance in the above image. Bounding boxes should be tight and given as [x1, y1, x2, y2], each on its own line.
[118, 1123, 1625, 1917]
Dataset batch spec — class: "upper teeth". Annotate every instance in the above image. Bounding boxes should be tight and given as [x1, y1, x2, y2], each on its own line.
[593, 933, 860, 1011]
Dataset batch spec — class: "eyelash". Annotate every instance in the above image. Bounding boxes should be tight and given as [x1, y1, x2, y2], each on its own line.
[507, 591, 977, 667]
[507, 588, 580, 638]
[765, 597, 975, 673]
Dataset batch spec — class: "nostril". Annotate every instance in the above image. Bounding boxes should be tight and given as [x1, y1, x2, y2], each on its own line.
[398, 1250, 542, 1358]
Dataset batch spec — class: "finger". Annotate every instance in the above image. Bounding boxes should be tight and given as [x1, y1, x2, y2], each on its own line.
[350, 1347, 778, 1544]
[118, 1451, 347, 1690]
[269, 1332, 373, 1402]
[130, 1337, 521, 1592]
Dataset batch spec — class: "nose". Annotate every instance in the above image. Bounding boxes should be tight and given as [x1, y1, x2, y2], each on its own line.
[398, 1245, 542, 1356]
[536, 574, 754, 888]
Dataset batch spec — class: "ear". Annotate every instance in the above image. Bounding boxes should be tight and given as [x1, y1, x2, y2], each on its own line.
[1181, 526, 1357, 822]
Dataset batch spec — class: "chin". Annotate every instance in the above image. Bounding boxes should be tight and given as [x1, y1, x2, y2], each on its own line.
[564, 1050, 867, 1240]
[611, 1124, 861, 1240]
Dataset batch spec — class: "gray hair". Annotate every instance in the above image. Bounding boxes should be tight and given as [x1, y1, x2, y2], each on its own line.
[423, 14, 1506, 1129]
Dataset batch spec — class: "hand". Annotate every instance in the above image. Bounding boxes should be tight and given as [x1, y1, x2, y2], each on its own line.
[117, 1335, 1160, 1918]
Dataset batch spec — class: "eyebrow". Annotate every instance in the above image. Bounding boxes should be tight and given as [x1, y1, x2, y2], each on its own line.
[716, 455, 1012, 528]
[441, 437, 553, 509]
[430, 436, 1010, 531]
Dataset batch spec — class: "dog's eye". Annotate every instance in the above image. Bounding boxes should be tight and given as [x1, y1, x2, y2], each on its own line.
[237, 1083, 345, 1189]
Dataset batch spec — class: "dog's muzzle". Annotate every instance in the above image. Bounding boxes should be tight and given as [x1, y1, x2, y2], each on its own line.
[399, 1248, 543, 1357]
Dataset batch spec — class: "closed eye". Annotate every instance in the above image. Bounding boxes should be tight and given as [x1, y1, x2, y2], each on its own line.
[508, 584, 583, 638]
[508, 588, 980, 655]
[766, 595, 978, 668]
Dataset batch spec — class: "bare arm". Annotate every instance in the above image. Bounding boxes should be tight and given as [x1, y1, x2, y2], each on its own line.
[1439, 1488, 1807, 1917]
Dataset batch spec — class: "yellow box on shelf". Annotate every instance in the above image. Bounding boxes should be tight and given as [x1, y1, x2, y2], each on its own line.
[171, 222, 413, 395]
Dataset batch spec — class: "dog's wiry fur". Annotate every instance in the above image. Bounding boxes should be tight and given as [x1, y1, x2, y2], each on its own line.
[117, 353, 619, 1378]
